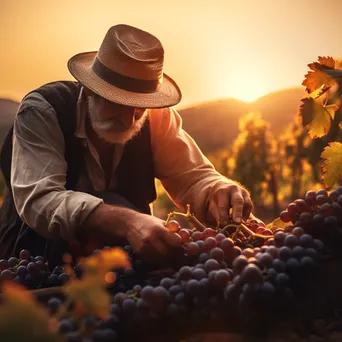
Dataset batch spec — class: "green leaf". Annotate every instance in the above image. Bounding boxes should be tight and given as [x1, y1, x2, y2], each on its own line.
[321, 142, 342, 188]
[298, 98, 339, 138]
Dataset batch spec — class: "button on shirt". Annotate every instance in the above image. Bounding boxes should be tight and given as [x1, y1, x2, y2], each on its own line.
[11, 87, 232, 241]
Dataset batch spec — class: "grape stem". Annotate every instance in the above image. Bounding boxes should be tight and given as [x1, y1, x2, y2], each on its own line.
[165, 204, 273, 241]
[165, 204, 206, 232]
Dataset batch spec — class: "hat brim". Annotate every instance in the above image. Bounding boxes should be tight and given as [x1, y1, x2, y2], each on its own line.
[68, 52, 182, 108]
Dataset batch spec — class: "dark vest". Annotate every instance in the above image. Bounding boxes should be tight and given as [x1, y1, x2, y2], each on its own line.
[0, 81, 156, 267]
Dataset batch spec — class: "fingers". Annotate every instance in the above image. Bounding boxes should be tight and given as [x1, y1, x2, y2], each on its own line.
[242, 194, 253, 220]
[231, 191, 244, 223]
[215, 190, 230, 226]
[208, 183, 254, 225]
[158, 226, 182, 247]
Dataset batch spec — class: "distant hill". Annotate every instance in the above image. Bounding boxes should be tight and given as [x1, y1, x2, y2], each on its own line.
[0, 87, 305, 153]
[178, 87, 305, 154]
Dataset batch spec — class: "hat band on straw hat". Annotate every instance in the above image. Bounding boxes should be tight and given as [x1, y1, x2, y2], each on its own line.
[92, 58, 162, 94]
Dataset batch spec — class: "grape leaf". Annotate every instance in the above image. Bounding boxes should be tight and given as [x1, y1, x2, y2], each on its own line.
[267, 217, 289, 231]
[0, 282, 61, 342]
[298, 98, 339, 138]
[63, 276, 111, 319]
[336, 59, 342, 69]
[62, 247, 131, 320]
[323, 68, 342, 79]
[302, 70, 336, 94]
[317, 56, 335, 68]
[321, 142, 342, 188]
[302, 57, 337, 93]
[309, 84, 331, 99]
[83, 247, 131, 276]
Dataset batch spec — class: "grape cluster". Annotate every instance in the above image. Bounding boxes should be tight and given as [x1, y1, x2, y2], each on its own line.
[0, 249, 71, 289]
[1, 186, 342, 341]
[279, 186, 342, 255]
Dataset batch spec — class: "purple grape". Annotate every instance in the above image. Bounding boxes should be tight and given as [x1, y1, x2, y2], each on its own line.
[305, 190, 316, 205]
[209, 247, 224, 262]
[140, 286, 154, 302]
[292, 246, 305, 259]
[240, 264, 263, 284]
[1, 269, 13, 280]
[272, 259, 286, 273]
[275, 272, 290, 289]
[48, 297, 62, 314]
[177, 266, 192, 282]
[284, 234, 299, 248]
[198, 253, 210, 264]
[8, 257, 18, 268]
[204, 259, 220, 273]
[299, 234, 313, 248]
[278, 246, 292, 261]
[16, 265, 28, 278]
[292, 227, 305, 237]
[274, 232, 286, 247]
[185, 279, 201, 295]
[122, 298, 136, 314]
[160, 277, 174, 289]
[192, 267, 206, 280]
[19, 249, 31, 261]
[58, 272, 70, 284]
[232, 256, 248, 273]
[257, 253, 273, 268]
[214, 269, 231, 287]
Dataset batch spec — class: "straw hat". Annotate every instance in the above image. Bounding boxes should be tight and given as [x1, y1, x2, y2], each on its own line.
[67, 24, 182, 108]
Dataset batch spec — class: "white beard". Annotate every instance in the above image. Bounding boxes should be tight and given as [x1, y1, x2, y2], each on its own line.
[87, 97, 148, 145]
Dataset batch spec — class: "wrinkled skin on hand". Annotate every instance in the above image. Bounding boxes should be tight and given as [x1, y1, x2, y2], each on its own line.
[206, 182, 254, 227]
[126, 214, 182, 263]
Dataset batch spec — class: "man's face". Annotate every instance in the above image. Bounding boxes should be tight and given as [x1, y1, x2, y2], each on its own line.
[87, 91, 148, 144]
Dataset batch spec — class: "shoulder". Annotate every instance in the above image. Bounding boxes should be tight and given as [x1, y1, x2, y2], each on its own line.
[148, 107, 181, 127]
[17, 91, 55, 116]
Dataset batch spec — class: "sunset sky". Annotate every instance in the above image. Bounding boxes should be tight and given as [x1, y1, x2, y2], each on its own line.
[1, 0, 342, 108]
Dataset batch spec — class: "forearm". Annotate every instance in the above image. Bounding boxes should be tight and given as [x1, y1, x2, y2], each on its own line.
[77, 203, 142, 245]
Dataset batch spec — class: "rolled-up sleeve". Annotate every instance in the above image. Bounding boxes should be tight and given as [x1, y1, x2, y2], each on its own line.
[150, 107, 233, 222]
[11, 96, 103, 240]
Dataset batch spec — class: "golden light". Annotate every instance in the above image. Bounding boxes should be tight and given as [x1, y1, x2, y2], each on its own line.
[229, 77, 267, 102]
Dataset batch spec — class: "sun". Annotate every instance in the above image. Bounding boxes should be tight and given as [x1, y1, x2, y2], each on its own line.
[228, 77, 267, 102]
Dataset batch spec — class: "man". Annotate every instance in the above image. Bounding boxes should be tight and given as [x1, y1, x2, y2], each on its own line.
[0, 24, 254, 267]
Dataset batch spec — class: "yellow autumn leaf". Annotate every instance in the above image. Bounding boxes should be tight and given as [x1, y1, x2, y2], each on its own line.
[302, 57, 337, 93]
[0, 282, 61, 342]
[309, 84, 331, 99]
[317, 56, 335, 69]
[63, 276, 111, 320]
[267, 217, 289, 231]
[83, 247, 131, 275]
[321, 142, 342, 189]
[299, 97, 339, 138]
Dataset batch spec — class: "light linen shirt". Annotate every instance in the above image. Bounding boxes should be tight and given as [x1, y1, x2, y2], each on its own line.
[11, 87, 231, 241]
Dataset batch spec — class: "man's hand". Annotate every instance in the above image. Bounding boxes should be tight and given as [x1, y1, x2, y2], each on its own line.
[80, 204, 182, 262]
[206, 182, 253, 227]
[126, 214, 182, 262]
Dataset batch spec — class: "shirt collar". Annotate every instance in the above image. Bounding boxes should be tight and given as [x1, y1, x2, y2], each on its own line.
[75, 86, 87, 139]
